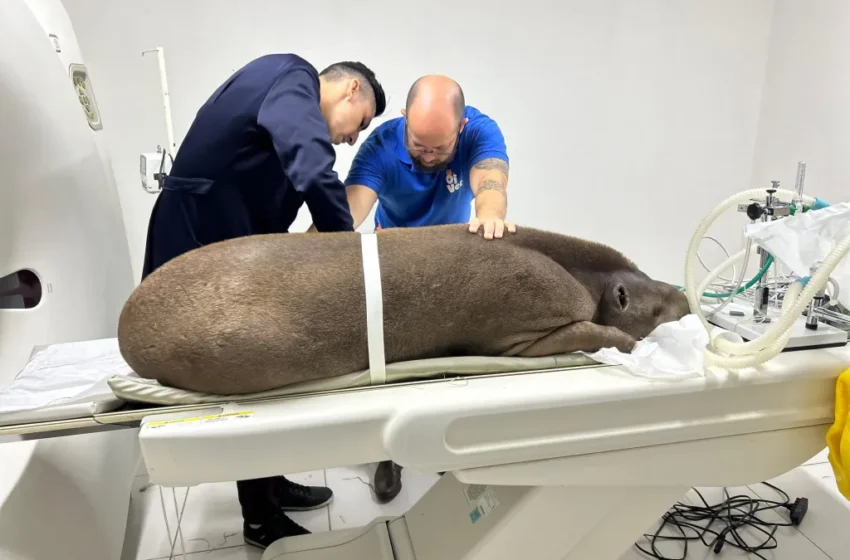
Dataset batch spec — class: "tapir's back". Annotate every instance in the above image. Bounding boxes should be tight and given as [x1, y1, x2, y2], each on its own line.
[119, 231, 367, 393]
[117, 226, 585, 394]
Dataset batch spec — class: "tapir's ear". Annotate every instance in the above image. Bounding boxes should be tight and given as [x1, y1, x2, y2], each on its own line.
[612, 283, 630, 312]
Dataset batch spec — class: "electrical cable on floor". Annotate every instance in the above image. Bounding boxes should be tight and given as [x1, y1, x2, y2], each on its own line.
[634, 482, 809, 560]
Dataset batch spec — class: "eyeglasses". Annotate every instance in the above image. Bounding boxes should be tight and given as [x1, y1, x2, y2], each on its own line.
[404, 121, 460, 156]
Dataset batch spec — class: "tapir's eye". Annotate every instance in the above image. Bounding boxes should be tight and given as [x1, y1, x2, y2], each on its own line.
[653, 305, 663, 317]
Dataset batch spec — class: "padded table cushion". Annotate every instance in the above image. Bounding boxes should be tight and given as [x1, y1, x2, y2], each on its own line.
[107, 353, 600, 406]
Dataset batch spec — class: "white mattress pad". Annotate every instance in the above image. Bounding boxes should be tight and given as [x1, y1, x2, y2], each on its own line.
[0, 337, 600, 426]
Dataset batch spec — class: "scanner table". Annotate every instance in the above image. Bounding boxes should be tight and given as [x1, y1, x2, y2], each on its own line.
[136, 345, 848, 559]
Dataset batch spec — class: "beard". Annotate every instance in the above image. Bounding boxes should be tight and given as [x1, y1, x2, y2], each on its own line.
[408, 143, 458, 173]
[405, 132, 459, 173]
[410, 155, 451, 173]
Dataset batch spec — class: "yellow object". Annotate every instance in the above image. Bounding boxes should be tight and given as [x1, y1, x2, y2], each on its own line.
[826, 368, 850, 501]
[146, 410, 255, 429]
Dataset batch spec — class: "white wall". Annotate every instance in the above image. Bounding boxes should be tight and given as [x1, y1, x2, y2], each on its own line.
[62, 0, 777, 284]
[749, 0, 850, 205]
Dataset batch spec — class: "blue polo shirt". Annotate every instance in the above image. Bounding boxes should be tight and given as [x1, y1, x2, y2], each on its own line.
[344, 106, 508, 229]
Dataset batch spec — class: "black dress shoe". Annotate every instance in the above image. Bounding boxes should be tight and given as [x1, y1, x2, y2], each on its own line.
[374, 460, 403, 503]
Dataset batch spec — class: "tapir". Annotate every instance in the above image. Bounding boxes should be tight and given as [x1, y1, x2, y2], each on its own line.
[117, 224, 691, 395]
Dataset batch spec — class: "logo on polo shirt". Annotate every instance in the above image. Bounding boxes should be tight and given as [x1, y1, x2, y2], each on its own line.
[446, 169, 463, 193]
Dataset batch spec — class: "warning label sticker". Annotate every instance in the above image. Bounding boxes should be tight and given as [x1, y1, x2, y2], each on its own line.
[463, 484, 501, 524]
[146, 410, 254, 429]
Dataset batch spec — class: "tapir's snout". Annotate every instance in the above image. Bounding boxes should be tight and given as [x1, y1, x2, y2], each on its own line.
[652, 283, 692, 330]
[668, 285, 691, 318]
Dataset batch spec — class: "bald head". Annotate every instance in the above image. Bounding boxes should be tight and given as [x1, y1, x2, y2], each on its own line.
[402, 75, 467, 172]
[405, 75, 465, 129]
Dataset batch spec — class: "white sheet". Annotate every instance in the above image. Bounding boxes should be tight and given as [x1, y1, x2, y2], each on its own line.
[0, 338, 131, 426]
[744, 201, 850, 308]
[581, 315, 732, 380]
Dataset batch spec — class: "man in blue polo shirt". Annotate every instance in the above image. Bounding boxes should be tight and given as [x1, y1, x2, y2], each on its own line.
[309, 75, 513, 503]
[343, 75, 512, 240]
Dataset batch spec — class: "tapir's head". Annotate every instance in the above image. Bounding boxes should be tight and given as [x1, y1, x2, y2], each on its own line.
[597, 271, 691, 341]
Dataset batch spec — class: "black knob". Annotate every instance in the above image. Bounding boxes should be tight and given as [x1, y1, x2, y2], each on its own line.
[747, 202, 764, 221]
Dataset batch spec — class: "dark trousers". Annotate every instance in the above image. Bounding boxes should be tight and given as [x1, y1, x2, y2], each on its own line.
[141, 189, 285, 523]
[236, 477, 289, 521]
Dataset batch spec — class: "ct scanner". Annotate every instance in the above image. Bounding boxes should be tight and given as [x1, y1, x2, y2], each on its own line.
[1, 2, 139, 560]
[1, 1, 849, 559]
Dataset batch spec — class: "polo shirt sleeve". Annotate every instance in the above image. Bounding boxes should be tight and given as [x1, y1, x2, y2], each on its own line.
[344, 130, 386, 195]
[466, 116, 509, 167]
[257, 67, 353, 232]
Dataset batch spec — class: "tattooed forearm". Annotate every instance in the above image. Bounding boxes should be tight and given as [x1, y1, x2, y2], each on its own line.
[477, 179, 507, 196]
[472, 158, 509, 177]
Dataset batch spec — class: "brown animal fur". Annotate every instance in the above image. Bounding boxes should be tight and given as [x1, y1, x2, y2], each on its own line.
[117, 225, 690, 395]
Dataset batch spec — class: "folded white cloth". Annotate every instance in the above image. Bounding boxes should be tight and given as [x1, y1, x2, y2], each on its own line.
[582, 314, 723, 381]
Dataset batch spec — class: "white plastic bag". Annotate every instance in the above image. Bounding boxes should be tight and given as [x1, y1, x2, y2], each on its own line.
[744, 202, 850, 308]
[582, 314, 725, 380]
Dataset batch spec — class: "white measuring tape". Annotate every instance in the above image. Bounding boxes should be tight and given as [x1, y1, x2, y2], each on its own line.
[360, 232, 387, 385]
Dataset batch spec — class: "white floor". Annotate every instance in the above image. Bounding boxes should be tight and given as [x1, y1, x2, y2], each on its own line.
[123, 452, 843, 560]
[122, 464, 441, 560]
